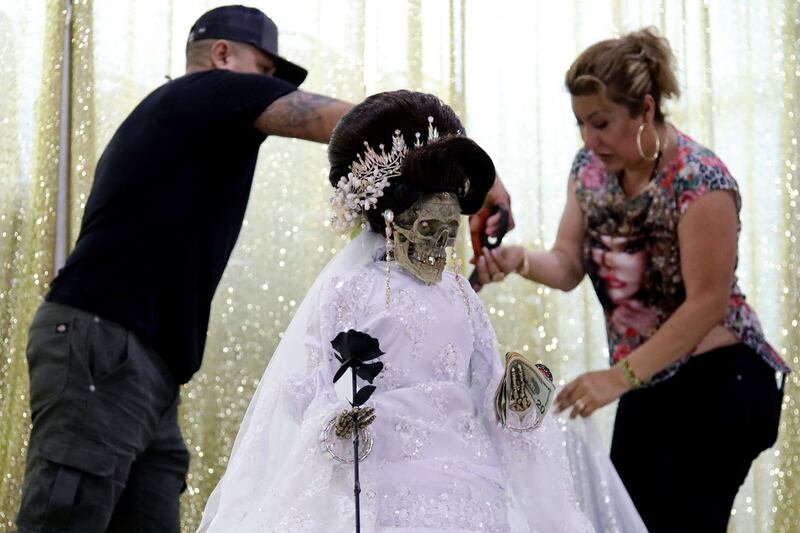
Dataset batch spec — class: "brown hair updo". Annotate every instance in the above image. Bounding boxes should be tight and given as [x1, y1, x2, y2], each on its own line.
[328, 90, 495, 234]
[565, 27, 681, 123]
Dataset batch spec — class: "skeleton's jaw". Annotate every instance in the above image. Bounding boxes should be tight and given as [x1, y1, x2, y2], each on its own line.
[407, 242, 447, 270]
[397, 241, 446, 284]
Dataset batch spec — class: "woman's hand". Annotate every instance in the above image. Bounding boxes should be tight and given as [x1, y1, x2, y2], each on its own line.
[554, 366, 630, 418]
[472, 245, 526, 291]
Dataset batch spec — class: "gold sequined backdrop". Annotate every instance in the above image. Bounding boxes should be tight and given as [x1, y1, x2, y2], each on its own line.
[0, 1, 797, 532]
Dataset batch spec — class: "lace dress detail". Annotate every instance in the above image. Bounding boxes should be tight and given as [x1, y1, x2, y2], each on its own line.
[392, 285, 437, 359]
[434, 342, 468, 382]
[379, 483, 511, 532]
[392, 414, 433, 459]
[374, 359, 411, 391]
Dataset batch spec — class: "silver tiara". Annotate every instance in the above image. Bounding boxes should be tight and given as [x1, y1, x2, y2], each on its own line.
[330, 116, 440, 232]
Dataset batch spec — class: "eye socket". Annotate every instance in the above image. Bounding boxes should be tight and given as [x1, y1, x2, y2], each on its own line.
[416, 219, 436, 237]
[413, 217, 460, 238]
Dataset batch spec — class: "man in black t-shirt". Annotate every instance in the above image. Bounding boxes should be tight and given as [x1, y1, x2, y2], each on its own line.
[15, 6, 354, 533]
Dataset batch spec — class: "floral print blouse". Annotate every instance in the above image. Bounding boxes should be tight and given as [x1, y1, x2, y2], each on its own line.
[571, 129, 790, 384]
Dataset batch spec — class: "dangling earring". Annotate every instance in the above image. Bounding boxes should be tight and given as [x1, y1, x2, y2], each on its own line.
[636, 122, 661, 161]
[450, 247, 471, 316]
[451, 247, 462, 277]
[383, 210, 394, 309]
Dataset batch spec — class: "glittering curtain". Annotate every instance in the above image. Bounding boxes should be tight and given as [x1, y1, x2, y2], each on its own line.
[0, 0, 65, 526]
[0, 1, 797, 532]
[774, 2, 800, 531]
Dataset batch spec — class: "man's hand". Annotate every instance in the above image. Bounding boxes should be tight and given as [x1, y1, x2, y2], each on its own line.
[471, 176, 515, 238]
[334, 406, 376, 438]
[468, 176, 515, 290]
[468, 174, 515, 291]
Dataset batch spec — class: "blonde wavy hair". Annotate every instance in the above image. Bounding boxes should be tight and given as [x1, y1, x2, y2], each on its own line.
[565, 27, 681, 123]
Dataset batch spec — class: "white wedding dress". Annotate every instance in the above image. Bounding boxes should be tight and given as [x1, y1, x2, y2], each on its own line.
[197, 232, 646, 533]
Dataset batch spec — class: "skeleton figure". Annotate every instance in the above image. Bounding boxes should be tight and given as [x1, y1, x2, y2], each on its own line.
[332, 192, 461, 436]
[392, 192, 460, 284]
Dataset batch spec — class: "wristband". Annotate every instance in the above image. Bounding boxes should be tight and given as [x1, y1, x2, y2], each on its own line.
[618, 358, 645, 389]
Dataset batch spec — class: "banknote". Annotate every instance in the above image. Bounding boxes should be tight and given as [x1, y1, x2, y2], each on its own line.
[495, 352, 555, 431]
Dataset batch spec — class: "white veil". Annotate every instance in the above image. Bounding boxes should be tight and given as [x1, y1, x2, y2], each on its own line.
[561, 416, 649, 533]
[197, 230, 384, 531]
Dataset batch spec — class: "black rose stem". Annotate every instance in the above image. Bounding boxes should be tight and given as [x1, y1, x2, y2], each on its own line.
[352, 366, 361, 531]
[331, 329, 384, 533]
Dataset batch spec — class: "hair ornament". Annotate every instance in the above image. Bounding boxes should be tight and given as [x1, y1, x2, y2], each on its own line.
[330, 117, 440, 231]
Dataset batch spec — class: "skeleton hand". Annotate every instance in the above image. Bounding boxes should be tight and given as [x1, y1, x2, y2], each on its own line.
[495, 352, 555, 431]
[334, 406, 376, 439]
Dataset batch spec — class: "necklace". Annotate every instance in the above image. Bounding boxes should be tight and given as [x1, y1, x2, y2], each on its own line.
[619, 151, 662, 196]
[649, 150, 662, 181]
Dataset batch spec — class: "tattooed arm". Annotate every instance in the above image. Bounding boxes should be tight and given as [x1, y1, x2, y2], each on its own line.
[254, 90, 353, 144]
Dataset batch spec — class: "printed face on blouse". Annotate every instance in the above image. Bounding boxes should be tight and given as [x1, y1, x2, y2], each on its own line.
[589, 234, 647, 303]
[572, 94, 645, 173]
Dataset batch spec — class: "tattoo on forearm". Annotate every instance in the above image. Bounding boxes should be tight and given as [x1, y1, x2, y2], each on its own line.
[261, 91, 345, 142]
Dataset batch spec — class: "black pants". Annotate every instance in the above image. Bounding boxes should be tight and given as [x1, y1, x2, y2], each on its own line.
[611, 344, 784, 533]
[16, 302, 190, 533]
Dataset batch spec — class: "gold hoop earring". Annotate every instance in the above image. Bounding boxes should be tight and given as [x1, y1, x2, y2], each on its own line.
[636, 122, 661, 161]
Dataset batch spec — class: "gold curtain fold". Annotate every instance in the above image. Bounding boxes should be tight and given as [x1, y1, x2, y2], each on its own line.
[0, 2, 798, 532]
[774, 2, 800, 531]
[68, 0, 96, 246]
[0, 1, 66, 527]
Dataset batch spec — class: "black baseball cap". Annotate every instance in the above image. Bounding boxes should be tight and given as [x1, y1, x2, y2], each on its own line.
[187, 5, 308, 87]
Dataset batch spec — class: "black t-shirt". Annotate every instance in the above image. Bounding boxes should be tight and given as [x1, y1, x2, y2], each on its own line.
[47, 70, 296, 384]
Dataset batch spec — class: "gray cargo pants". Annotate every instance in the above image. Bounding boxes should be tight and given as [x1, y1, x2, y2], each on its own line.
[15, 302, 190, 533]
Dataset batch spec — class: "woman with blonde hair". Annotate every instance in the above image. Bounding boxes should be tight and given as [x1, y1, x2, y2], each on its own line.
[476, 28, 789, 532]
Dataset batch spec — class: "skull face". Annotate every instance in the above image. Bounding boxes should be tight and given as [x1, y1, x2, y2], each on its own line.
[392, 192, 460, 284]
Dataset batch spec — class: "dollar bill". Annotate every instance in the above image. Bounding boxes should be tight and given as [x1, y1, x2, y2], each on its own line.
[494, 352, 555, 431]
